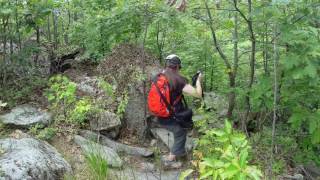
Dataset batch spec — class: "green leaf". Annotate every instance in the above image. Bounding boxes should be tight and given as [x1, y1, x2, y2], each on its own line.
[304, 63, 317, 78]
[288, 112, 304, 130]
[225, 120, 232, 134]
[239, 150, 248, 168]
[311, 128, 320, 144]
[200, 170, 213, 179]
[210, 130, 225, 137]
[220, 164, 239, 178]
[179, 169, 193, 180]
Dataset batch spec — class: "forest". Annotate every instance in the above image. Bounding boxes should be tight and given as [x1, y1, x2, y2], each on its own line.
[0, 0, 319, 179]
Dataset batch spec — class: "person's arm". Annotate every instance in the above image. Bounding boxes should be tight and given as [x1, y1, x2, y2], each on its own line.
[182, 73, 202, 98]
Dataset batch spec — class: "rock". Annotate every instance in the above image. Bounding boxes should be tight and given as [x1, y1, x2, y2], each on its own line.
[282, 174, 304, 180]
[203, 92, 228, 117]
[0, 137, 72, 180]
[150, 139, 157, 147]
[150, 128, 195, 151]
[137, 162, 156, 172]
[0, 104, 52, 128]
[74, 135, 123, 168]
[109, 168, 181, 180]
[123, 66, 161, 138]
[296, 164, 320, 179]
[89, 111, 121, 131]
[76, 76, 102, 96]
[79, 130, 153, 157]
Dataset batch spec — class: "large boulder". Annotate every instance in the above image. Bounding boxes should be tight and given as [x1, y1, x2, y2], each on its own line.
[74, 135, 123, 168]
[0, 105, 52, 128]
[98, 44, 161, 137]
[203, 92, 228, 117]
[0, 137, 72, 180]
[89, 110, 121, 132]
[79, 130, 153, 157]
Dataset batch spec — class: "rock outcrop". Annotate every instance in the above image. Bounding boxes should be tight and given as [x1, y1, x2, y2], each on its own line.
[0, 105, 52, 128]
[89, 111, 121, 132]
[0, 137, 72, 180]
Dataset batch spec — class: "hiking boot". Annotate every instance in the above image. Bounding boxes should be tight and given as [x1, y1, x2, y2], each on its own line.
[161, 155, 182, 169]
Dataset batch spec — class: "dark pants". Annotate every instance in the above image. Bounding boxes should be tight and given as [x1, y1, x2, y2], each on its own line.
[162, 123, 187, 156]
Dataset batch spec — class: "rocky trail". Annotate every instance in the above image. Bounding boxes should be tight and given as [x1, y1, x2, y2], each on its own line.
[1, 44, 319, 180]
[0, 44, 202, 180]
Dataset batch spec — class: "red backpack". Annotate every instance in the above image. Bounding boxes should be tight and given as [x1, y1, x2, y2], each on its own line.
[149, 73, 183, 118]
[148, 73, 171, 118]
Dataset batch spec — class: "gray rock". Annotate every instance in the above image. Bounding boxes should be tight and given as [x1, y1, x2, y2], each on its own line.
[77, 76, 101, 96]
[109, 168, 181, 180]
[282, 174, 304, 180]
[89, 111, 121, 131]
[79, 130, 153, 157]
[74, 135, 123, 168]
[0, 105, 52, 127]
[124, 66, 161, 138]
[0, 138, 72, 180]
[138, 162, 156, 172]
[150, 128, 195, 151]
[204, 92, 228, 117]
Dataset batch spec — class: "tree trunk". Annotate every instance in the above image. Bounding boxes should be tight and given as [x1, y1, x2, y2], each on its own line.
[244, 0, 256, 129]
[270, 23, 279, 177]
[15, 0, 21, 50]
[233, 0, 256, 131]
[227, 12, 239, 119]
[47, 15, 51, 42]
[52, 11, 58, 50]
[206, 1, 239, 120]
[263, 23, 269, 75]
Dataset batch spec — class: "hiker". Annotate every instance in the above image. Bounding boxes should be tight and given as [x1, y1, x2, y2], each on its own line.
[148, 54, 202, 166]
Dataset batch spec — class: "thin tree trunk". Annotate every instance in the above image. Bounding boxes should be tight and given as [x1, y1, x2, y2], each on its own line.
[15, 0, 21, 50]
[210, 60, 214, 91]
[233, 0, 256, 131]
[52, 11, 58, 50]
[270, 23, 279, 177]
[65, 0, 71, 44]
[141, 3, 150, 139]
[244, 0, 256, 127]
[227, 12, 239, 119]
[2, 17, 9, 85]
[3, 17, 9, 63]
[47, 15, 51, 42]
[205, 0, 236, 120]
[263, 23, 269, 75]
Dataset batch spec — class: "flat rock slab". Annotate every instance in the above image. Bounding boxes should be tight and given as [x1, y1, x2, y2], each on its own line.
[109, 168, 181, 180]
[150, 128, 195, 152]
[0, 138, 72, 180]
[74, 135, 123, 168]
[89, 111, 121, 131]
[79, 130, 153, 157]
[0, 105, 52, 127]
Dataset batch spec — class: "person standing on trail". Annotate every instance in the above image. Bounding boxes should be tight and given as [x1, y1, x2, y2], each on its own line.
[148, 54, 202, 166]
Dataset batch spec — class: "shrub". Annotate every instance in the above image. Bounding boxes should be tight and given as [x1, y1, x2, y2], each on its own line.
[46, 75, 77, 119]
[194, 120, 263, 180]
[69, 98, 93, 125]
[29, 124, 57, 141]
